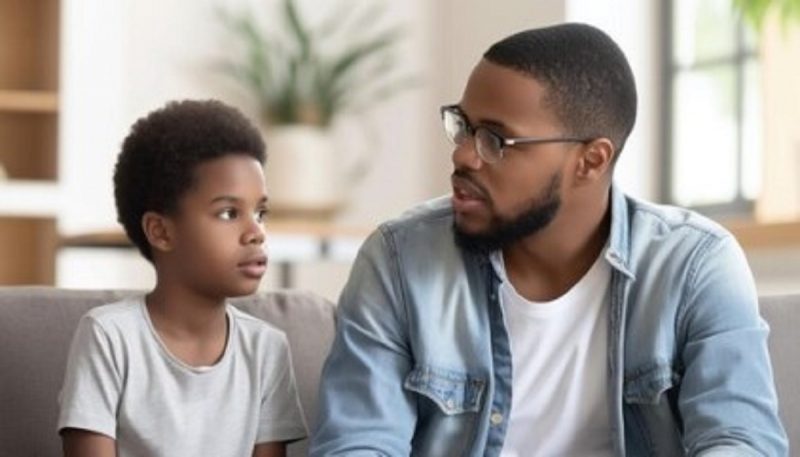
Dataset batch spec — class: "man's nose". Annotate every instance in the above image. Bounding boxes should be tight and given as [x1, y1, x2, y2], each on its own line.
[451, 137, 484, 171]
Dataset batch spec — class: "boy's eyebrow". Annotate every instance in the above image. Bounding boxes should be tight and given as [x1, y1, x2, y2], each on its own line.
[210, 195, 268, 204]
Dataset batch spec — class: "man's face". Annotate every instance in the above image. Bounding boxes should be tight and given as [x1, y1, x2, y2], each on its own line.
[450, 60, 579, 253]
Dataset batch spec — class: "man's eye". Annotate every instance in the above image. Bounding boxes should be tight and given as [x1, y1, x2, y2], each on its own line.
[218, 208, 238, 220]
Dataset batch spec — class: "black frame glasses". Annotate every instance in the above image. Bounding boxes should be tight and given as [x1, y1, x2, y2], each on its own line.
[440, 104, 591, 163]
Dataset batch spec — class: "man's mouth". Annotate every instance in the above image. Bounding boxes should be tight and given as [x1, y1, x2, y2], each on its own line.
[451, 174, 489, 212]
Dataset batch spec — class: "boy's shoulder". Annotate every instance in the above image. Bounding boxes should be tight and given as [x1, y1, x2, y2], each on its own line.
[83, 295, 146, 328]
[228, 305, 289, 346]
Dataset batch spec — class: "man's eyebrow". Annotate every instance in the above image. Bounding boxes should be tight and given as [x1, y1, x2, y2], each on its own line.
[456, 104, 509, 130]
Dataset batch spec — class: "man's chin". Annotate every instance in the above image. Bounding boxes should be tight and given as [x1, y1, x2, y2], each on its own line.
[452, 223, 504, 255]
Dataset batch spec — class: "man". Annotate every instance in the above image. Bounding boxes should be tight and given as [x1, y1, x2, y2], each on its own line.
[310, 23, 787, 456]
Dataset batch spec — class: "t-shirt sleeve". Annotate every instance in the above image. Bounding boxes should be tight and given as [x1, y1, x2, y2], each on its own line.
[256, 333, 308, 444]
[57, 313, 121, 439]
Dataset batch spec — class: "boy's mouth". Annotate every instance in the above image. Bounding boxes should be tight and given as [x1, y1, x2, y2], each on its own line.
[237, 255, 267, 279]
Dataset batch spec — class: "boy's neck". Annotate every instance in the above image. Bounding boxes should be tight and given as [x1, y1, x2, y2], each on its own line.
[146, 282, 228, 338]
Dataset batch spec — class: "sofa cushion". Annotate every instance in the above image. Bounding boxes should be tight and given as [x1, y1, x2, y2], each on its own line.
[0, 287, 335, 457]
[760, 294, 800, 447]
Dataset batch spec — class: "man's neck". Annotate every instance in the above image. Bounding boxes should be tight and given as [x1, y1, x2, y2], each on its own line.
[502, 189, 611, 302]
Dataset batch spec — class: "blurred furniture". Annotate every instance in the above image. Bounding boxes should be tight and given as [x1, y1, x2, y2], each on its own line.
[761, 294, 800, 446]
[1, 290, 797, 456]
[0, 287, 335, 457]
[0, 0, 61, 285]
[59, 220, 370, 289]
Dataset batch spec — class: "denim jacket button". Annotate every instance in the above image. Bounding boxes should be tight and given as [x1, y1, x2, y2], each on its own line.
[490, 412, 503, 426]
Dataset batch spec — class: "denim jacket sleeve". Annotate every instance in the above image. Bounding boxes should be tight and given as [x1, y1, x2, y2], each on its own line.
[309, 228, 417, 456]
[677, 234, 788, 456]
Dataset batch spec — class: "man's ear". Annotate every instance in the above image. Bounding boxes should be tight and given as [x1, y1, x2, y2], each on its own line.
[141, 212, 175, 254]
[575, 137, 615, 182]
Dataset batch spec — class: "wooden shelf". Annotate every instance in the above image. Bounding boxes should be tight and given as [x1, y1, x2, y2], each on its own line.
[725, 219, 800, 249]
[0, 90, 58, 112]
[0, 0, 61, 286]
[60, 220, 373, 249]
[0, 180, 61, 217]
[0, 217, 56, 285]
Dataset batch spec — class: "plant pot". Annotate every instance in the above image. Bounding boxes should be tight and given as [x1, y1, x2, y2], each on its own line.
[263, 125, 346, 218]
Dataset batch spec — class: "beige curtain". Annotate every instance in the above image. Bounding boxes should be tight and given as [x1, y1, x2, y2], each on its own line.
[757, 14, 800, 222]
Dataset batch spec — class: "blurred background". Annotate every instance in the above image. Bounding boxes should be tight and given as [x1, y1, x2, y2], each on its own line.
[0, 0, 798, 301]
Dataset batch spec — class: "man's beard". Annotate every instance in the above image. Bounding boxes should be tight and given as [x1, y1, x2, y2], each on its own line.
[453, 173, 561, 254]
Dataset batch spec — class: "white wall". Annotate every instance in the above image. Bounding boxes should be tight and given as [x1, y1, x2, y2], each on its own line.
[59, 0, 797, 298]
[565, 0, 660, 201]
[60, 0, 437, 235]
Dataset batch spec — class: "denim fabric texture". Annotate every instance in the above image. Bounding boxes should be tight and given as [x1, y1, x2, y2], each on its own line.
[310, 186, 788, 457]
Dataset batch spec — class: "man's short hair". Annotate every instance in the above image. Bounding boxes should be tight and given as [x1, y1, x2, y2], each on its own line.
[113, 99, 266, 261]
[484, 23, 637, 158]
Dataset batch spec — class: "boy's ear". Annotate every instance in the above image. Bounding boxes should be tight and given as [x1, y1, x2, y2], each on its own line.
[575, 137, 615, 183]
[141, 212, 175, 254]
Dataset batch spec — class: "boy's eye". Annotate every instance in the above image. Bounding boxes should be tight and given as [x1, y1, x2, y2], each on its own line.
[218, 208, 238, 220]
[255, 208, 270, 223]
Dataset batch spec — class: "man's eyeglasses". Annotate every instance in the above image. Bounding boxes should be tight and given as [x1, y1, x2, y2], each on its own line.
[440, 105, 591, 164]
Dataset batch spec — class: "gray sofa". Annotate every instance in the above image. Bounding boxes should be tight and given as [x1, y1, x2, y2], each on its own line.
[0, 289, 797, 456]
[0, 288, 336, 457]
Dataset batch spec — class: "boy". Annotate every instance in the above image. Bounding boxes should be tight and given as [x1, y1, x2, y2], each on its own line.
[58, 100, 307, 456]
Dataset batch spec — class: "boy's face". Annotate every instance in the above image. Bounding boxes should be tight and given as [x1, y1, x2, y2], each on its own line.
[164, 154, 269, 298]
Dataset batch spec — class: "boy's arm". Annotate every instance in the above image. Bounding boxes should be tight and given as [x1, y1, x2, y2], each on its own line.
[252, 442, 285, 457]
[58, 315, 121, 447]
[62, 429, 116, 457]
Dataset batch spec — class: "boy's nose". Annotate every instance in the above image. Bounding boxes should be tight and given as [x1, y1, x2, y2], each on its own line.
[243, 220, 265, 245]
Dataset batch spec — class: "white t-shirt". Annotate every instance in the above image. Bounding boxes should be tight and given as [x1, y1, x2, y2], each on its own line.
[492, 250, 614, 457]
[58, 296, 307, 457]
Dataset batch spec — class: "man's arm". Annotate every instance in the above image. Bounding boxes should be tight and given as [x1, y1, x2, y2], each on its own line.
[62, 429, 115, 457]
[678, 234, 788, 456]
[309, 229, 418, 456]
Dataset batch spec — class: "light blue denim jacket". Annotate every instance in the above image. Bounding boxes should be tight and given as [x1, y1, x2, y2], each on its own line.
[310, 187, 788, 456]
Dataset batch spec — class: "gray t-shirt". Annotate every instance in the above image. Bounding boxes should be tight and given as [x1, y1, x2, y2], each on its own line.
[58, 296, 307, 456]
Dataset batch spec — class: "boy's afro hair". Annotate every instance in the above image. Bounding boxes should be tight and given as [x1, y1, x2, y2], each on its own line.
[113, 99, 266, 261]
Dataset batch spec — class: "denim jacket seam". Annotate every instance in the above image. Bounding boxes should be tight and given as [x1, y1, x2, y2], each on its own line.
[675, 232, 726, 345]
[631, 207, 727, 240]
[377, 224, 412, 335]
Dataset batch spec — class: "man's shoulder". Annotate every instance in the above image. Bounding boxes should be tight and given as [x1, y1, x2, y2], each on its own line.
[378, 195, 454, 239]
[625, 194, 731, 244]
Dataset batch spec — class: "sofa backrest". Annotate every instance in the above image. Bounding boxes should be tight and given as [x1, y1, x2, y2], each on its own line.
[760, 294, 800, 447]
[0, 288, 335, 457]
[1, 289, 797, 455]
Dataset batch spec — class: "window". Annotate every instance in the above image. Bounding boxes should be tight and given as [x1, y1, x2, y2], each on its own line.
[663, 0, 761, 214]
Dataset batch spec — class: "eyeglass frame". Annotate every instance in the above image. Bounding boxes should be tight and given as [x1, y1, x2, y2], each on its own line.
[440, 104, 593, 163]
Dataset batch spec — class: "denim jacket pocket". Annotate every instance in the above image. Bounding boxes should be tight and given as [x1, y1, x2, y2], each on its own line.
[624, 362, 679, 404]
[623, 362, 685, 456]
[403, 365, 486, 415]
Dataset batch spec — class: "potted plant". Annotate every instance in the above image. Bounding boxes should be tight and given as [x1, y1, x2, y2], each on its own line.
[218, 0, 414, 217]
[733, 0, 800, 30]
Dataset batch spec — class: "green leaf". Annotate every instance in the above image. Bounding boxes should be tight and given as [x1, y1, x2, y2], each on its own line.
[216, 0, 415, 127]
